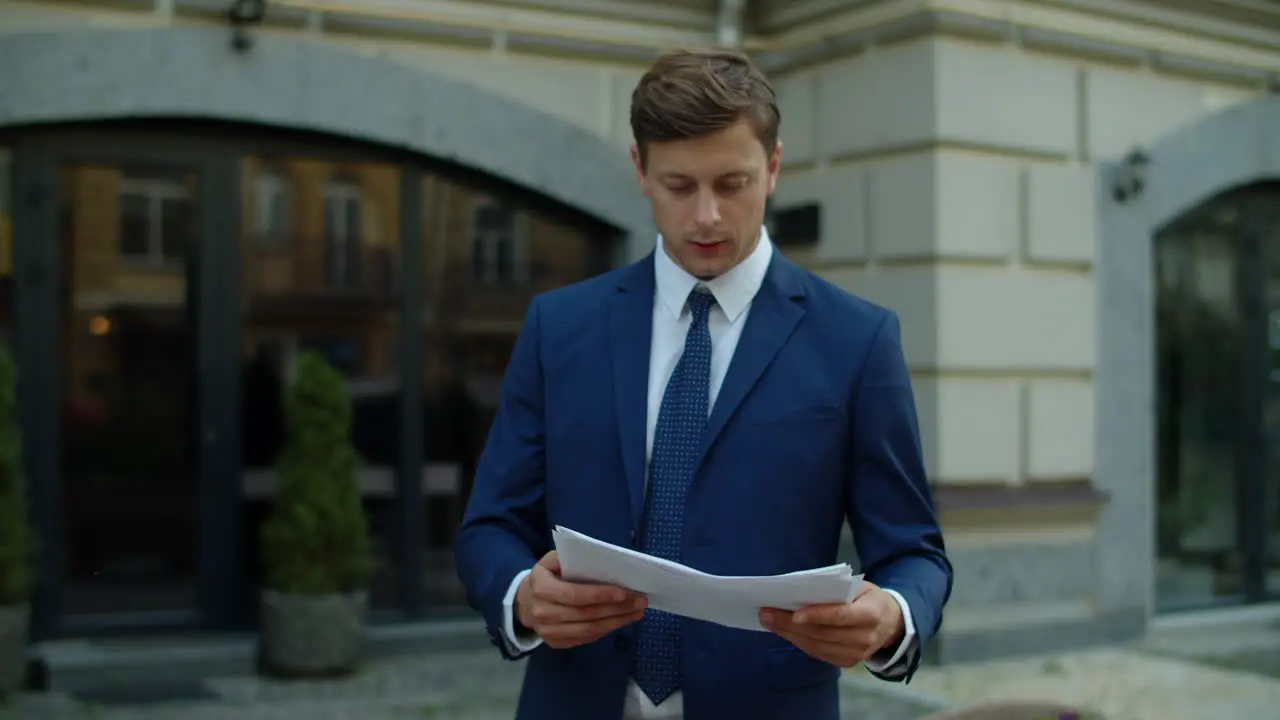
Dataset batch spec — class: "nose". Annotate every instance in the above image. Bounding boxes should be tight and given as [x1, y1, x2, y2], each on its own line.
[694, 189, 721, 228]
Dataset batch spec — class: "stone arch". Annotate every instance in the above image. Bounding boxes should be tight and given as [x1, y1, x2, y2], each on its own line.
[0, 26, 653, 260]
[1096, 94, 1280, 618]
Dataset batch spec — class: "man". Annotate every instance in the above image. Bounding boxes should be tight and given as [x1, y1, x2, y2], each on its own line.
[455, 48, 952, 720]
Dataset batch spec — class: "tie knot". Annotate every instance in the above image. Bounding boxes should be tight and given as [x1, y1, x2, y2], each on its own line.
[687, 289, 716, 321]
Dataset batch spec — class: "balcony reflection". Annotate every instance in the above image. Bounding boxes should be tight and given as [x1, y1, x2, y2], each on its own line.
[418, 176, 617, 607]
[238, 156, 405, 613]
[0, 147, 11, 345]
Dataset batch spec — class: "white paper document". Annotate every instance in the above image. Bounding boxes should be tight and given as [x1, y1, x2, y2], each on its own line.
[552, 526, 862, 632]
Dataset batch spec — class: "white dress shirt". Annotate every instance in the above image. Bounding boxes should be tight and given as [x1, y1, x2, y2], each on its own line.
[500, 229, 917, 719]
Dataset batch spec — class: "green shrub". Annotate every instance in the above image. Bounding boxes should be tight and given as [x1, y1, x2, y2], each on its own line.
[0, 348, 34, 606]
[261, 351, 372, 594]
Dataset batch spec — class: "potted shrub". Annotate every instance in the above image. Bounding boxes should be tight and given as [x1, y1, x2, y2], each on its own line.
[259, 351, 373, 678]
[0, 347, 34, 697]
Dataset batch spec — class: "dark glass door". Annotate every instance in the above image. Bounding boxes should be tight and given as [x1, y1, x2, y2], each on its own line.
[1258, 201, 1280, 599]
[57, 161, 204, 618]
[236, 156, 407, 614]
[1155, 182, 1280, 611]
[12, 138, 240, 635]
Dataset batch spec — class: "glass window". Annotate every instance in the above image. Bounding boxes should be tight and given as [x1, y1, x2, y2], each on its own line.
[159, 195, 192, 260]
[1155, 191, 1256, 610]
[494, 236, 515, 284]
[253, 169, 291, 249]
[118, 192, 150, 259]
[470, 197, 526, 286]
[0, 147, 12, 347]
[15, 127, 632, 624]
[420, 175, 620, 608]
[240, 158, 404, 612]
[1156, 184, 1280, 608]
[1261, 208, 1280, 598]
[59, 161, 203, 615]
[323, 178, 362, 289]
[117, 174, 190, 266]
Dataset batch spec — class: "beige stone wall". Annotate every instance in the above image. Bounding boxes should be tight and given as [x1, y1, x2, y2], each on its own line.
[769, 32, 1263, 644]
[772, 35, 1259, 493]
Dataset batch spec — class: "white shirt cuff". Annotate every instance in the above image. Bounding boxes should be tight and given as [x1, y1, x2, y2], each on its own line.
[862, 588, 916, 676]
[501, 568, 544, 654]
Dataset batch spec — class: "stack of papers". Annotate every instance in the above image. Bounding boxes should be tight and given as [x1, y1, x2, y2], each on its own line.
[553, 526, 862, 632]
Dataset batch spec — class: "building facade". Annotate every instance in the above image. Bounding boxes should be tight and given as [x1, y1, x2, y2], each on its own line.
[1, 0, 1278, 665]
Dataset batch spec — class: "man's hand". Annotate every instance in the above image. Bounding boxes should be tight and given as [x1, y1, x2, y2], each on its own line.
[515, 551, 648, 649]
[758, 581, 905, 668]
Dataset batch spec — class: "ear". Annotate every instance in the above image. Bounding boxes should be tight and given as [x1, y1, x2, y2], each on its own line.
[766, 141, 782, 196]
[630, 144, 652, 197]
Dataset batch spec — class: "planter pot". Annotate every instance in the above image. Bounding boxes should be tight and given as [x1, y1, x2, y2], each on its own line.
[259, 589, 367, 679]
[0, 602, 29, 697]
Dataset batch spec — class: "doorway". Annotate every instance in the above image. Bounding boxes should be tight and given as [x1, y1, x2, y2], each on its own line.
[1154, 181, 1280, 611]
[12, 138, 241, 635]
[59, 163, 203, 617]
[7, 119, 626, 636]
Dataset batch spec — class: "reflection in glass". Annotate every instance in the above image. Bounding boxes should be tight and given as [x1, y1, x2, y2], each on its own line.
[1155, 193, 1259, 609]
[117, 175, 191, 266]
[238, 157, 403, 612]
[1264, 215, 1280, 597]
[1, 148, 11, 346]
[1155, 198, 1248, 609]
[59, 164, 200, 614]
[419, 175, 619, 607]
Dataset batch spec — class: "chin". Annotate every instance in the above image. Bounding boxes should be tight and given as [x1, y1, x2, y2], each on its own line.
[675, 246, 733, 280]
[692, 262, 730, 281]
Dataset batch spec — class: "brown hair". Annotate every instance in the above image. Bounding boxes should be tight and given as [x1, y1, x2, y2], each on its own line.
[630, 48, 780, 168]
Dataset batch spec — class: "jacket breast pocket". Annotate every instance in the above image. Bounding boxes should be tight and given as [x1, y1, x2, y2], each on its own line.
[744, 403, 843, 426]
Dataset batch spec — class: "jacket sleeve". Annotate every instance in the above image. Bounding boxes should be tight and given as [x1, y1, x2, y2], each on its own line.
[454, 295, 552, 660]
[846, 310, 953, 682]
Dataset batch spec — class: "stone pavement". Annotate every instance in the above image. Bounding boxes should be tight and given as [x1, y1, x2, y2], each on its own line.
[0, 648, 946, 720]
[904, 641, 1280, 720]
[8, 625, 1280, 719]
[1140, 618, 1280, 680]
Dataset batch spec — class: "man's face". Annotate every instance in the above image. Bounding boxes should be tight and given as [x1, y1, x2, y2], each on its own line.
[632, 120, 781, 280]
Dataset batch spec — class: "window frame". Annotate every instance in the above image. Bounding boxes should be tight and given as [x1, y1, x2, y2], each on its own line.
[468, 194, 529, 287]
[322, 177, 363, 288]
[117, 174, 192, 268]
[252, 168, 292, 250]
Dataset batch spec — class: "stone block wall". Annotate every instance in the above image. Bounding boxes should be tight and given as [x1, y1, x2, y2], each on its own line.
[770, 34, 1259, 661]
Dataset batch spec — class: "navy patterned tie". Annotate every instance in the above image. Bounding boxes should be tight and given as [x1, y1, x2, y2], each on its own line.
[631, 288, 716, 706]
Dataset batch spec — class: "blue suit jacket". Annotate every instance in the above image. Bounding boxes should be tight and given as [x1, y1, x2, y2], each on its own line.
[456, 251, 951, 720]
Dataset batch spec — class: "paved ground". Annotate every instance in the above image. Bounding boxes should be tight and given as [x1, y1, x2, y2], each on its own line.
[904, 623, 1280, 720]
[6, 621, 1280, 719]
[0, 649, 945, 720]
[1140, 619, 1280, 680]
[1187, 646, 1280, 679]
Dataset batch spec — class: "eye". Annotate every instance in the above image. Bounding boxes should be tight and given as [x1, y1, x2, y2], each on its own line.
[717, 176, 750, 194]
[665, 183, 695, 196]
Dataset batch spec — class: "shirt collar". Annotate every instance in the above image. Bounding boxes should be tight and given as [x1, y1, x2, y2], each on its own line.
[654, 226, 773, 323]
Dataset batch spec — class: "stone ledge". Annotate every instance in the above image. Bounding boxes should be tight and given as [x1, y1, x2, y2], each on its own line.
[26, 617, 490, 695]
[935, 480, 1110, 530]
[935, 480, 1110, 512]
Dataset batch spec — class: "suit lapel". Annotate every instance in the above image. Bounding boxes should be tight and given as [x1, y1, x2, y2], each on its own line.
[609, 256, 655, 533]
[698, 255, 806, 466]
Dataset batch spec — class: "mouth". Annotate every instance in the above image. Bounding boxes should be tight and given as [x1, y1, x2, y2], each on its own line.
[688, 240, 725, 256]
